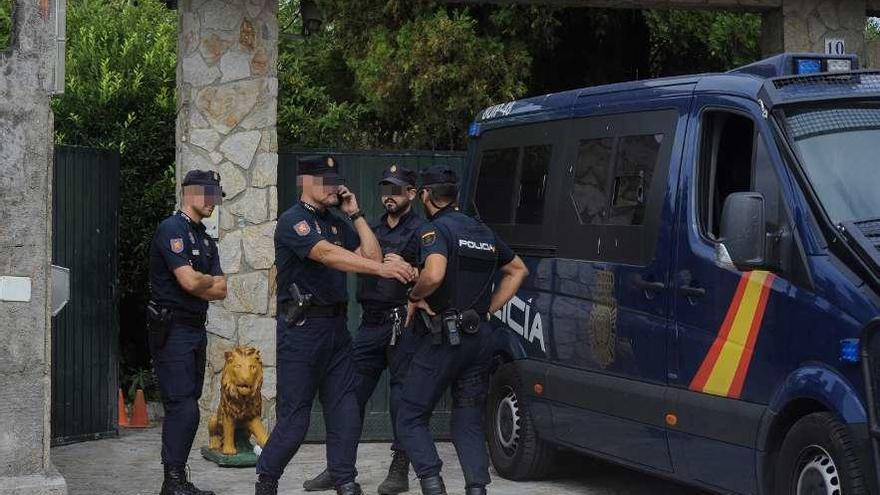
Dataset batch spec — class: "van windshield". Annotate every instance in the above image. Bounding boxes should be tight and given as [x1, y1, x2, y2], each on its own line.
[786, 105, 880, 225]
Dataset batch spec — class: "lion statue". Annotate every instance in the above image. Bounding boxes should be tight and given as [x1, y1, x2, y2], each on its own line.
[208, 346, 269, 455]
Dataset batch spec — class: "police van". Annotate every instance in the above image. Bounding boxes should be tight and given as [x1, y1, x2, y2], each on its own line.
[467, 53, 880, 494]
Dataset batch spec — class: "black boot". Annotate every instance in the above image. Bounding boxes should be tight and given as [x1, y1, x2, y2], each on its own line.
[335, 481, 363, 495]
[304, 468, 335, 491]
[254, 474, 278, 495]
[377, 451, 410, 494]
[465, 486, 486, 495]
[418, 475, 447, 495]
[160, 465, 215, 495]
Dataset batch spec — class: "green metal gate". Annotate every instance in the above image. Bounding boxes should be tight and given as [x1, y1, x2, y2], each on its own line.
[51, 145, 120, 445]
[278, 149, 466, 441]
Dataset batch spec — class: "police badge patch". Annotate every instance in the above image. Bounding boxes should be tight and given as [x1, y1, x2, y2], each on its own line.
[421, 231, 437, 247]
[170, 238, 184, 254]
[295, 220, 311, 236]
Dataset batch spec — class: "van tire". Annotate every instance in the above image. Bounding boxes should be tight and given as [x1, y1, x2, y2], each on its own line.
[486, 363, 556, 480]
[775, 412, 866, 495]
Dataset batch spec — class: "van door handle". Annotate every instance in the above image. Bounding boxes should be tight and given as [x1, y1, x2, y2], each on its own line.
[679, 285, 707, 298]
[635, 279, 666, 292]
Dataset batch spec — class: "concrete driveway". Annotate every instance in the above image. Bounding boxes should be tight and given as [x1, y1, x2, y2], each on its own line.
[52, 428, 708, 494]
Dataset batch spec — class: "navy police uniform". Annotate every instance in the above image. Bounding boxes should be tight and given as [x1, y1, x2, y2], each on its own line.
[396, 167, 515, 493]
[256, 156, 363, 488]
[353, 166, 424, 448]
[148, 170, 224, 490]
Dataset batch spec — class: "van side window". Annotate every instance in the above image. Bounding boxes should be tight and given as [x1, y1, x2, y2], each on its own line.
[697, 109, 808, 283]
[608, 134, 664, 226]
[516, 145, 552, 224]
[559, 109, 678, 265]
[475, 147, 520, 224]
[698, 112, 755, 240]
[571, 138, 614, 225]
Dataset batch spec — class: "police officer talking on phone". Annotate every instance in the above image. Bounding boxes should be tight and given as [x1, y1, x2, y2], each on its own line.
[255, 156, 415, 495]
[303, 165, 424, 494]
[396, 166, 528, 495]
[148, 170, 227, 495]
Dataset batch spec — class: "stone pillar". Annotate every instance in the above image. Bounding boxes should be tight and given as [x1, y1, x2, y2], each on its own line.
[0, 0, 66, 494]
[176, 0, 279, 442]
[762, 0, 867, 59]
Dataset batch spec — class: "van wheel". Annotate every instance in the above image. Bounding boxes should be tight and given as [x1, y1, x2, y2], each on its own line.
[486, 363, 556, 480]
[775, 412, 866, 495]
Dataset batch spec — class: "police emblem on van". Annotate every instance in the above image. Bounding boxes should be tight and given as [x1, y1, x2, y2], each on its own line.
[589, 270, 618, 368]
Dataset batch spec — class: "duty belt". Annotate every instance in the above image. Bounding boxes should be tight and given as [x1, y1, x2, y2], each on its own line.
[362, 306, 406, 346]
[172, 310, 207, 328]
[303, 302, 347, 318]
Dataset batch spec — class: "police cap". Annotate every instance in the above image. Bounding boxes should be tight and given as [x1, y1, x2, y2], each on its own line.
[182, 169, 225, 197]
[298, 155, 343, 185]
[418, 165, 458, 188]
[379, 164, 417, 187]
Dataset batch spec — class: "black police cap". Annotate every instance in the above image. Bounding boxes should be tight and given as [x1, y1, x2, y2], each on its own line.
[182, 169, 225, 197]
[418, 165, 458, 188]
[379, 164, 417, 187]
[298, 155, 343, 184]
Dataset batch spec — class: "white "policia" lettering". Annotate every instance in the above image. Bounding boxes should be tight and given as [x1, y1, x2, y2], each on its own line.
[458, 239, 495, 251]
[493, 295, 546, 353]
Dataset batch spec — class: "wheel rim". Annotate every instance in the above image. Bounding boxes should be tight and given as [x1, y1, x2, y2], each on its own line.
[795, 445, 841, 495]
[495, 386, 521, 456]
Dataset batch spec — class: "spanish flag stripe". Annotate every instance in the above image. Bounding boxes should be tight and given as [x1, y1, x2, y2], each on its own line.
[689, 271, 773, 398]
[728, 273, 774, 399]
[689, 274, 750, 391]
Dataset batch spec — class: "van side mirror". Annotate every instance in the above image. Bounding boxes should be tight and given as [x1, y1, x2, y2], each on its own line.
[719, 192, 765, 268]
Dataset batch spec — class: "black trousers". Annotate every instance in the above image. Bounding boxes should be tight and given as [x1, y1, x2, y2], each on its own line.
[154, 322, 207, 466]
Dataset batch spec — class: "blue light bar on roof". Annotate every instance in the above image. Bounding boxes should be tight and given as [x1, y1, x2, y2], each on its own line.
[731, 53, 859, 78]
[796, 58, 822, 75]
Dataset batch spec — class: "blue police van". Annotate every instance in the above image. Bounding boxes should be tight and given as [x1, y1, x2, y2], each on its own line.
[466, 53, 880, 494]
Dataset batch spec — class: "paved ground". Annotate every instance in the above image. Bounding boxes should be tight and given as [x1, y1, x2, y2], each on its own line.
[52, 428, 707, 494]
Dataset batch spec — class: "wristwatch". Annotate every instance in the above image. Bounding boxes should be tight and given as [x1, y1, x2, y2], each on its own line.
[348, 210, 365, 222]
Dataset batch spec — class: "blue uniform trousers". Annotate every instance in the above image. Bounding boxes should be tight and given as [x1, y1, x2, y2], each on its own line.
[257, 315, 362, 485]
[352, 317, 417, 450]
[396, 322, 493, 488]
[154, 323, 207, 466]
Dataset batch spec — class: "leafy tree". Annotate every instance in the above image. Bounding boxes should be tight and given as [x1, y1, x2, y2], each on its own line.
[644, 10, 762, 76]
[52, 0, 177, 369]
[1, 0, 11, 50]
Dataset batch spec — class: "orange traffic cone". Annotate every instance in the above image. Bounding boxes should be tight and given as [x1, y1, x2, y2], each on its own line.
[126, 389, 150, 428]
[117, 389, 130, 427]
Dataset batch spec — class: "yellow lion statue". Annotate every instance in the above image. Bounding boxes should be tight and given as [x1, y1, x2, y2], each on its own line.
[208, 346, 269, 455]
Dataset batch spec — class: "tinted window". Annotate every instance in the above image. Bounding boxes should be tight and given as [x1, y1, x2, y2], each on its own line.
[571, 138, 613, 225]
[516, 145, 551, 224]
[475, 147, 519, 223]
[607, 134, 663, 226]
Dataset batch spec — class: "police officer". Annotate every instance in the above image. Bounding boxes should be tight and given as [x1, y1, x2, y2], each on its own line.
[396, 166, 528, 495]
[304, 165, 424, 494]
[148, 170, 227, 495]
[255, 156, 415, 495]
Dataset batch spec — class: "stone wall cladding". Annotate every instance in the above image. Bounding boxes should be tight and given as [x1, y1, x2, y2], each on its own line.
[0, 0, 67, 493]
[176, 0, 279, 442]
[764, 0, 868, 59]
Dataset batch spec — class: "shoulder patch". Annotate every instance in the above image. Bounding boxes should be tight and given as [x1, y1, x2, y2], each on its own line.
[295, 220, 312, 236]
[421, 230, 437, 247]
[170, 238, 184, 253]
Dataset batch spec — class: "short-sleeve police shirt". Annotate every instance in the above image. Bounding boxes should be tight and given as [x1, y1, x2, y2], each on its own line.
[419, 208, 514, 313]
[275, 202, 360, 306]
[149, 211, 223, 315]
[356, 209, 424, 310]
